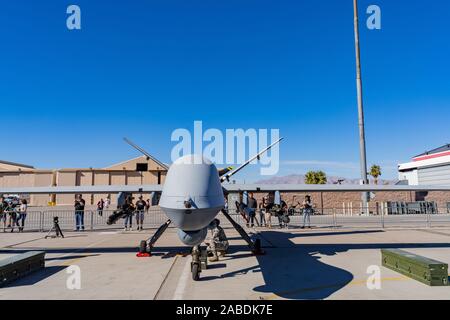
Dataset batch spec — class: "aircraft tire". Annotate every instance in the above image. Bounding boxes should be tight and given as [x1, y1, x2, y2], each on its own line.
[139, 240, 147, 254]
[192, 263, 200, 281]
[254, 238, 261, 253]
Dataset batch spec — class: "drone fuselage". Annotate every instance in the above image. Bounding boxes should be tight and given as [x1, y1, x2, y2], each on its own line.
[159, 154, 225, 246]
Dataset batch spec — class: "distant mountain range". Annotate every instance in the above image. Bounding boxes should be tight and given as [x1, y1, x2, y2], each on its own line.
[255, 174, 397, 185]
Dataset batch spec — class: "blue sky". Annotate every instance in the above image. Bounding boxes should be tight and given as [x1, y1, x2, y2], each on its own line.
[1, 1, 449, 182]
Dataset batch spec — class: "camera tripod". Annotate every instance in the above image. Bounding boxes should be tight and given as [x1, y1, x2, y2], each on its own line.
[45, 216, 64, 239]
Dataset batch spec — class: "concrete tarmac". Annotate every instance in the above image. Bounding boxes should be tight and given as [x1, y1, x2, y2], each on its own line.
[1, 226, 450, 300]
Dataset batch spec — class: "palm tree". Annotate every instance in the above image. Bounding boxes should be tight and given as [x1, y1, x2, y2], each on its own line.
[305, 171, 327, 214]
[305, 171, 316, 184]
[370, 165, 382, 185]
[305, 171, 327, 184]
[316, 171, 327, 184]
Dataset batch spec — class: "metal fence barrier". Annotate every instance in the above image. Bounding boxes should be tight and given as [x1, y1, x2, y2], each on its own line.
[3, 207, 450, 233]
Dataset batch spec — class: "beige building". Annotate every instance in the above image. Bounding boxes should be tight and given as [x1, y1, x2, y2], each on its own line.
[0, 157, 168, 206]
[2, 158, 448, 211]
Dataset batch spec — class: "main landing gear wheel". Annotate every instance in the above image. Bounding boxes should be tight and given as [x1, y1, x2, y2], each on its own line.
[136, 240, 150, 257]
[192, 263, 200, 281]
[252, 238, 264, 255]
[136, 219, 171, 258]
[139, 240, 147, 254]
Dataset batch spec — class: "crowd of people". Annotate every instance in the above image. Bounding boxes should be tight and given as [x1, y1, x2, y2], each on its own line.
[119, 195, 149, 231]
[74, 194, 151, 231]
[235, 193, 315, 229]
[1, 192, 314, 234]
[0, 196, 28, 233]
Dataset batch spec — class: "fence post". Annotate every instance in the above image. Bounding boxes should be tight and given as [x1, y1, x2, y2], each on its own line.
[381, 206, 385, 229]
[90, 211, 94, 231]
[39, 211, 43, 232]
[333, 208, 337, 229]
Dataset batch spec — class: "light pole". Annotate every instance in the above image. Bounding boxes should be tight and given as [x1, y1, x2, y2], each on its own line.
[353, 0, 369, 211]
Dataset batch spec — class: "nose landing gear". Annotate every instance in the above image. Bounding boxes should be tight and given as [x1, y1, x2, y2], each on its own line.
[191, 245, 208, 281]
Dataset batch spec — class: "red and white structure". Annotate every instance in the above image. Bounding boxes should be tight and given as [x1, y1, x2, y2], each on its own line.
[398, 144, 450, 186]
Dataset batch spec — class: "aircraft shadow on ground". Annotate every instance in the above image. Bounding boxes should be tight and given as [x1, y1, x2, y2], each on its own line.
[251, 230, 354, 299]
[225, 230, 450, 300]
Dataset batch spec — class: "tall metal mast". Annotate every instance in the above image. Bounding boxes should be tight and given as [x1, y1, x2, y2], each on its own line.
[353, 0, 369, 207]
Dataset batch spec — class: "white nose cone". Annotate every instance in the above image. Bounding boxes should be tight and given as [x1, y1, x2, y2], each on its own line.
[159, 154, 224, 230]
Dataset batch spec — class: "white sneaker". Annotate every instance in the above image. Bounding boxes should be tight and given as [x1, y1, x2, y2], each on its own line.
[124, 227, 128, 231]
[129, 227, 133, 231]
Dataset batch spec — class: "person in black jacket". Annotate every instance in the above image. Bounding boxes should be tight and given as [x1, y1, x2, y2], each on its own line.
[135, 196, 147, 231]
[123, 195, 135, 231]
[74, 195, 86, 231]
[247, 193, 258, 227]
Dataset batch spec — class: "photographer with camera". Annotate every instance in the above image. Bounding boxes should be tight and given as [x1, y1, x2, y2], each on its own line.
[123, 195, 135, 231]
[74, 195, 86, 231]
[135, 196, 147, 231]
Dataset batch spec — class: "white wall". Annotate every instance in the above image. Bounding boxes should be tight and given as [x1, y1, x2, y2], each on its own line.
[398, 169, 418, 185]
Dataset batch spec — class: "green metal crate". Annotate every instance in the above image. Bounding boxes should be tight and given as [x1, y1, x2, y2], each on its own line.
[381, 249, 448, 286]
[0, 251, 45, 287]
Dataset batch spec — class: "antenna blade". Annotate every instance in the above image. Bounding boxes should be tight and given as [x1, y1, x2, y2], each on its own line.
[220, 137, 283, 183]
[123, 138, 168, 169]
